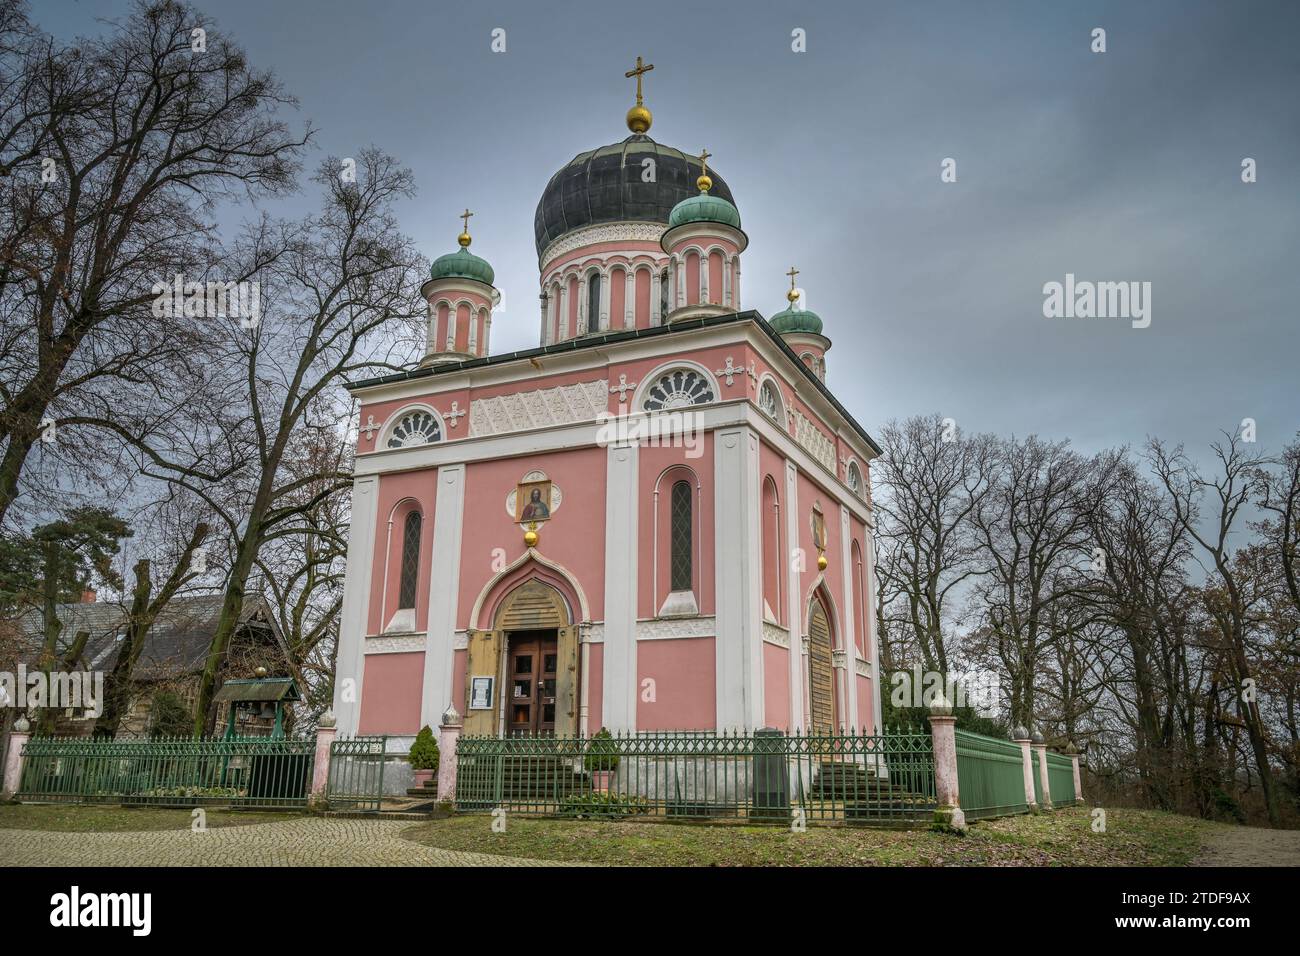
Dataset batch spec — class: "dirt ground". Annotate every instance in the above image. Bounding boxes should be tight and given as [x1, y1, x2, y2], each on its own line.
[1191, 825, 1300, 866]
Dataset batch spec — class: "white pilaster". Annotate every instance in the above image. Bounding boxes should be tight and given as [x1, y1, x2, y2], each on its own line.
[599, 269, 611, 330]
[625, 269, 636, 328]
[734, 259, 742, 309]
[445, 307, 456, 351]
[577, 278, 589, 335]
[840, 505, 860, 731]
[468, 309, 479, 353]
[559, 284, 569, 339]
[715, 427, 763, 729]
[421, 463, 467, 728]
[784, 460, 804, 731]
[865, 530, 884, 733]
[539, 293, 548, 346]
[723, 256, 733, 307]
[602, 443, 639, 731]
[334, 475, 379, 735]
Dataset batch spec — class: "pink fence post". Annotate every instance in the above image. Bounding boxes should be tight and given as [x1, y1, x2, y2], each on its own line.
[1012, 726, 1038, 812]
[1069, 742, 1083, 803]
[1033, 733, 1053, 810]
[2, 716, 31, 800]
[311, 711, 337, 806]
[436, 705, 462, 803]
[927, 696, 966, 831]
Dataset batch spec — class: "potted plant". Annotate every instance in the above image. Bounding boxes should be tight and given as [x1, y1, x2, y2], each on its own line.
[584, 727, 620, 793]
[408, 725, 440, 788]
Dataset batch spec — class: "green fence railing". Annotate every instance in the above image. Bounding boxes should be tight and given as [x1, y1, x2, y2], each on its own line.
[326, 736, 390, 812]
[1045, 750, 1077, 806]
[456, 728, 937, 825]
[954, 729, 1029, 820]
[17, 736, 315, 808]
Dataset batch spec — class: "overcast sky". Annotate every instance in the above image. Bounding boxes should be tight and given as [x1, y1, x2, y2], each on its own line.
[42, 0, 1300, 461]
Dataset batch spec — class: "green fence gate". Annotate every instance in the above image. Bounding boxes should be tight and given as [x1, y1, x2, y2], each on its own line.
[16, 736, 315, 808]
[326, 736, 389, 812]
[954, 729, 1029, 820]
[456, 728, 937, 826]
[1045, 750, 1077, 805]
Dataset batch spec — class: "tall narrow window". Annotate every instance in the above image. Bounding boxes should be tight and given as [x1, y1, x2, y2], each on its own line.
[669, 480, 693, 592]
[659, 270, 670, 316]
[586, 273, 601, 331]
[398, 510, 421, 610]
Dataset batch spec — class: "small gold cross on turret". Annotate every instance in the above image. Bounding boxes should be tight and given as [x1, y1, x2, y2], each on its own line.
[696, 148, 713, 193]
[786, 266, 801, 303]
[458, 208, 473, 247]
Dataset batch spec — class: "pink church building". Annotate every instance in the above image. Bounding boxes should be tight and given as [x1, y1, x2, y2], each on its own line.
[332, 68, 883, 747]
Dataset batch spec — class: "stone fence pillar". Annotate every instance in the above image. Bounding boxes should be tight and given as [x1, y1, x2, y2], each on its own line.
[1070, 747, 1083, 803]
[1033, 734, 1053, 810]
[2, 717, 31, 800]
[1012, 727, 1038, 812]
[310, 711, 337, 803]
[436, 705, 463, 803]
[927, 700, 966, 831]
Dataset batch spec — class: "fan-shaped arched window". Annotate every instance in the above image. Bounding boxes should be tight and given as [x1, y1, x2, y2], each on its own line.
[670, 480, 693, 592]
[386, 409, 442, 449]
[642, 368, 715, 412]
[398, 510, 421, 610]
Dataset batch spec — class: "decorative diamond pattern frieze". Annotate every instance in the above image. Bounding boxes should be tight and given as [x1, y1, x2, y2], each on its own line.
[469, 380, 608, 437]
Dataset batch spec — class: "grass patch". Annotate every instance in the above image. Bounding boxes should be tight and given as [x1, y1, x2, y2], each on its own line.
[0, 803, 302, 833]
[401, 806, 1217, 866]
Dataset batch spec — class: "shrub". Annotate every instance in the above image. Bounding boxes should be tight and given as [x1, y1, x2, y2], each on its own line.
[148, 690, 193, 738]
[408, 725, 440, 772]
[559, 791, 648, 819]
[583, 727, 620, 773]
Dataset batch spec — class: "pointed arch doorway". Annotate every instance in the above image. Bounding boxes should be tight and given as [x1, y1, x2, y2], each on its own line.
[464, 579, 578, 737]
[807, 592, 837, 734]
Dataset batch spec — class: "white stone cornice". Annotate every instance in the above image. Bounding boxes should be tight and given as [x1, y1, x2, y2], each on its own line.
[636, 616, 716, 641]
[539, 221, 668, 271]
[364, 633, 426, 654]
[762, 621, 790, 648]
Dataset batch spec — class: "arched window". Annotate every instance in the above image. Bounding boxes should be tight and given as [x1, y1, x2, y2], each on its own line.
[846, 461, 864, 500]
[762, 477, 781, 622]
[669, 480, 693, 592]
[398, 510, 422, 610]
[586, 272, 601, 332]
[642, 367, 715, 412]
[659, 269, 670, 316]
[386, 409, 441, 449]
[758, 379, 782, 422]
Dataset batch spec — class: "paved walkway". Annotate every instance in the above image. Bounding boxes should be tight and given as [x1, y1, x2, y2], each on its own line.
[1, 817, 558, 867]
[1191, 825, 1300, 866]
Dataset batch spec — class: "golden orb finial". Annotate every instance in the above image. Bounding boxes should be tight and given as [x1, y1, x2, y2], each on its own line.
[524, 528, 539, 548]
[817, 552, 828, 571]
[696, 148, 713, 193]
[624, 56, 654, 134]
[458, 208, 473, 247]
[786, 266, 801, 303]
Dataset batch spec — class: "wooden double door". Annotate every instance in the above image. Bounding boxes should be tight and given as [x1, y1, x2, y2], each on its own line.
[808, 599, 837, 734]
[507, 629, 559, 736]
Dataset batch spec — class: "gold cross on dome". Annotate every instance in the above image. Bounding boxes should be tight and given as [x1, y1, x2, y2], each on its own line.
[698, 148, 712, 178]
[625, 56, 654, 105]
[786, 266, 800, 290]
[459, 208, 473, 232]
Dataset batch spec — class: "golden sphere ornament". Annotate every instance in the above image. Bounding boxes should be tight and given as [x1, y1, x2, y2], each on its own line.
[626, 104, 652, 134]
[524, 529, 539, 548]
[817, 553, 828, 571]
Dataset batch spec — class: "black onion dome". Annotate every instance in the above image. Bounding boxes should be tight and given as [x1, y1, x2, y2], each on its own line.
[534, 134, 735, 259]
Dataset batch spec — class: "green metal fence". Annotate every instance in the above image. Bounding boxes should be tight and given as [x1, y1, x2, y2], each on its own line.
[17, 736, 315, 808]
[1045, 750, 1077, 805]
[456, 728, 936, 825]
[954, 729, 1030, 820]
[326, 736, 389, 812]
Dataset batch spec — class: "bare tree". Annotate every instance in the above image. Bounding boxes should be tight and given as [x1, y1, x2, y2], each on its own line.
[0, 0, 306, 527]
[1149, 433, 1281, 825]
[874, 414, 997, 672]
